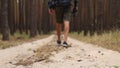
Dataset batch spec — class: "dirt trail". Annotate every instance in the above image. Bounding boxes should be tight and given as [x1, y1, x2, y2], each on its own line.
[0, 35, 120, 68]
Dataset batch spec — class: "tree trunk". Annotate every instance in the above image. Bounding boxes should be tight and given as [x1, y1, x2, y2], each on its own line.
[29, 0, 37, 37]
[1, 0, 9, 40]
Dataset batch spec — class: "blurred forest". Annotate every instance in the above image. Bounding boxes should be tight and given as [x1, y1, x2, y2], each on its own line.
[0, 0, 120, 40]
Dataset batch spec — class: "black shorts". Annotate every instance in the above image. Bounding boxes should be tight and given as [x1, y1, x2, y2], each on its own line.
[55, 6, 71, 23]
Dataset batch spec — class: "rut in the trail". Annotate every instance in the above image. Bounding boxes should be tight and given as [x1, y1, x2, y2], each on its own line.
[14, 35, 70, 66]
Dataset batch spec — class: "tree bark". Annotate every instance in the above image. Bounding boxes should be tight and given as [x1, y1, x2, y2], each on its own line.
[1, 0, 9, 40]
[29, 0, 37, 37]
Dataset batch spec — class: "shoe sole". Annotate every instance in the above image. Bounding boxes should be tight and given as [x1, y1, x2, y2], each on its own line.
[62, 44, 72, 48]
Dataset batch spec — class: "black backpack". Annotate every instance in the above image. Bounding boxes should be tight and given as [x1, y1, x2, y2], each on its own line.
[58, 0, 71, 6]
[48, 0, 71, 9]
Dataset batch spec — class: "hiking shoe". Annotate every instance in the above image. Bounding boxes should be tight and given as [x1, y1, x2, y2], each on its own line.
[63, 41, 68, 47]
[57, 40, 61, 46]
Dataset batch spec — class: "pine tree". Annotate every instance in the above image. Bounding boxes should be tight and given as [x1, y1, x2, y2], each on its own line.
[1, 0, 9, 40]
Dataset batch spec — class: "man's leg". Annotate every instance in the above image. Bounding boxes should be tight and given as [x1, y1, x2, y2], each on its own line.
[64, 20, 70, 42]
[56, 23, 62, 41]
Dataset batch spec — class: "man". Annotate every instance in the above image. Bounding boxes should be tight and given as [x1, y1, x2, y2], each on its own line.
[48, 0, 78, 47]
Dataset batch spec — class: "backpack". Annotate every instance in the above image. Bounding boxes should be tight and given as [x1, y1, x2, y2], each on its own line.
[58, 0, 72, 6]
[48, 0, 71, 9]
[57, 0, 71, 5]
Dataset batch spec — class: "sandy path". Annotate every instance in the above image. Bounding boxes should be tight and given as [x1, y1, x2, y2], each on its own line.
[0, 35, 120, 68]
[0, 35, 54, 68]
